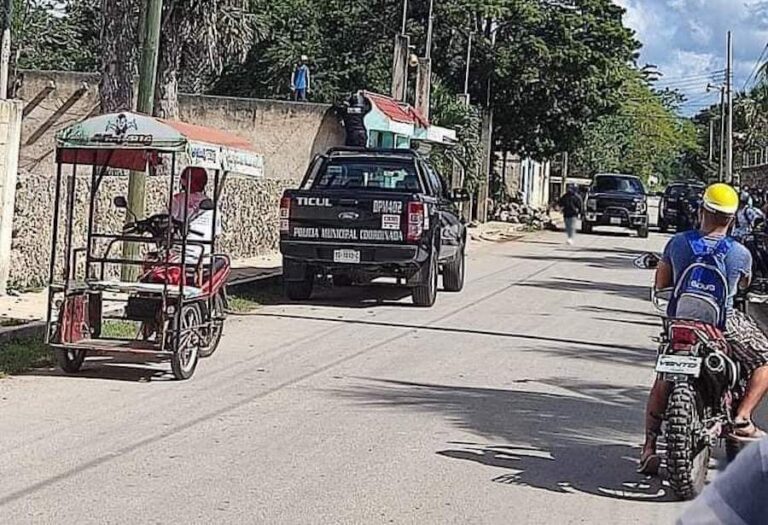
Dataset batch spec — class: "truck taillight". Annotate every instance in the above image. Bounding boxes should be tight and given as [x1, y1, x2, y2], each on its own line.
[280, 197, 291, 233]
[407, 202, 425, 242]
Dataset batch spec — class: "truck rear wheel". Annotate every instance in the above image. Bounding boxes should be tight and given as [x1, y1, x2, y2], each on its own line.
[413, 251, 438, 307]
[283, 261, 314, 301]
[284, 274, 314, 301]
[638, 225, 649, 238]
[581, 221, 593, 234]
[443, 243, 465, 292]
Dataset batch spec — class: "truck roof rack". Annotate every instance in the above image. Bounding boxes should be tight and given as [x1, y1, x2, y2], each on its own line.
[325, 147, 423, 158]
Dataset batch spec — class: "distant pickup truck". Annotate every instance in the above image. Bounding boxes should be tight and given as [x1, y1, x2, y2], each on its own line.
[279, 148, 468, 307]
[583, 173, 649, 238]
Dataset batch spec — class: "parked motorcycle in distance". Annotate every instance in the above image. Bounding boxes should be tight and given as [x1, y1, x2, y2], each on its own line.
[635, 254, 748, 500]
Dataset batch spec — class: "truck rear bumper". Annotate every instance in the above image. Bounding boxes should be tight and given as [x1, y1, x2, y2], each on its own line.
[280, 241, 427, 279]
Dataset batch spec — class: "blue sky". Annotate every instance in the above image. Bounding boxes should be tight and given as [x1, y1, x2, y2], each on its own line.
[615, 0, 768, 113]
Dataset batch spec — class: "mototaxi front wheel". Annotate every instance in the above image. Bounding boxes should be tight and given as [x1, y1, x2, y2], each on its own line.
[170, 304, 202, 380]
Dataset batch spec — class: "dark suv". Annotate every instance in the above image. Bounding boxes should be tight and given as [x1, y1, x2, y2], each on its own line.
[658, 181, 705, 233]
[583, 173, 649, 238]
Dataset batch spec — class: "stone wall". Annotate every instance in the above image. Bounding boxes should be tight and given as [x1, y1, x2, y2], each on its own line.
[11, 70, 344, 289]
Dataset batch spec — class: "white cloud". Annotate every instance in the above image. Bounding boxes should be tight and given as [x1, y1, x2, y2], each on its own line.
[614, 0, 768, 112]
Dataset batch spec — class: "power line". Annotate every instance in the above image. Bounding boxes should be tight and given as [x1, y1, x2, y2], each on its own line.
[652, 69, 726, 80]
[742, 41, 768, 92]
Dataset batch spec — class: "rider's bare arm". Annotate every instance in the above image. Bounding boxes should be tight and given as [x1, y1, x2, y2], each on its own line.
[655, 259, 673, 290]
[739, 270, 752, 290]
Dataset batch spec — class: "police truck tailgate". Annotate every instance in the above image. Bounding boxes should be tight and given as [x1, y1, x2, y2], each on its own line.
[280, 190, 423, 245]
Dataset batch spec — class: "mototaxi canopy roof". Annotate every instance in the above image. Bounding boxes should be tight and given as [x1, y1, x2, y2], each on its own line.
[55, 112, 264, 177]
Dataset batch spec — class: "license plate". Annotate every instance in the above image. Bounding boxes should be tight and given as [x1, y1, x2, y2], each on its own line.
[656, 355, 702, 377]
[333, 249, 360, 264]
[610, 217, 622, 225]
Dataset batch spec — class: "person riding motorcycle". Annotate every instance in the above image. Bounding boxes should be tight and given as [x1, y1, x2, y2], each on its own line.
[170, 166, 220, 264]
[639, 183, 768, 475]
[732, 191, 765, 242]
[676, 187, 702, 233]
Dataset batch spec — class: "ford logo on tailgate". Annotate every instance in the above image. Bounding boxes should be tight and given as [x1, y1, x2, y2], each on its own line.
[338, 211, 360, 221]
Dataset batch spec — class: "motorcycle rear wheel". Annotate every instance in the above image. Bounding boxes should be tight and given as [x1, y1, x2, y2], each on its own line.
[666, 382, 710, 500]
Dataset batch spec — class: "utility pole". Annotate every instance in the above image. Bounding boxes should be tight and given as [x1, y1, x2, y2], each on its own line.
[122, 0, 163, 280]
[0, 0, 12, 99]
[708, 117, 714, 164]
[414, 0, 435, 120]
[719, 88, 726, 182]
[726, 30, 734, 184]
[463, 31, 473, 99]
[391, 0, 410, 101]
[425, 0, 434, 60]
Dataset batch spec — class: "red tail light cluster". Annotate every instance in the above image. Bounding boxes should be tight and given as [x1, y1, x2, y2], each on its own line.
[670, 325, 699, 351]
[279, 196, 291, 233]
[407, 202, 425, 242]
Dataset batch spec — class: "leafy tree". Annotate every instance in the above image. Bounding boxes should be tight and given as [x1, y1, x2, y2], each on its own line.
[570, 70, 700, 184]
[12, 0, 99, 73]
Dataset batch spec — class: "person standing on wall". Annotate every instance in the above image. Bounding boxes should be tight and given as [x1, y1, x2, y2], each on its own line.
[291, 55, 311, 101]
[334, 91, 372, 147]
[558, 184, 584, 245]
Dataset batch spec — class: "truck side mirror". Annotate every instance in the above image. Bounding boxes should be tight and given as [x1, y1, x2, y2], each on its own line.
[114, 196, 128, 208]
[451, 189, 471, 202]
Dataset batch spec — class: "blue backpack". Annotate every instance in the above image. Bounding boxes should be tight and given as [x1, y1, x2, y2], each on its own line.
[668, 231, 733, 329]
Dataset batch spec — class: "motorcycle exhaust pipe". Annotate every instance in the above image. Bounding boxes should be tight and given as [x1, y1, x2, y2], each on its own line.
[705, 353, 727, 374]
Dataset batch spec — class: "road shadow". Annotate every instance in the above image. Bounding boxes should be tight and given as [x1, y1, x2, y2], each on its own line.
[576, 305, 661, 320]
[520, 277, 651, 301]
[234, 279, 416, 309]
[592, 317, 662, 329]
[582, 230, 636, 238]
[334, 377, 676, 502]
[511, 254, 639, 271]
[253, 311, 651, 363]
[24, 356, 172, 383]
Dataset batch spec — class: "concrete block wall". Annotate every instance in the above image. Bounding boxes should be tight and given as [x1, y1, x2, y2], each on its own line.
[0, 100, 23, 294]
[10, 70, 344, 290]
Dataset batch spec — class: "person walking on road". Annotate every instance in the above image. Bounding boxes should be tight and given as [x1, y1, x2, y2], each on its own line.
[558, 184, 583, 245]
[291, 55, 311, 101]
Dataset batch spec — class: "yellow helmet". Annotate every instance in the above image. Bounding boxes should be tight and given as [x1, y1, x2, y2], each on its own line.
[702, 183, 739, 215]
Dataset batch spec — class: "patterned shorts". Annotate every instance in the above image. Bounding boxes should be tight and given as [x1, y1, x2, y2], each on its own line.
[725, 309, 768, 374]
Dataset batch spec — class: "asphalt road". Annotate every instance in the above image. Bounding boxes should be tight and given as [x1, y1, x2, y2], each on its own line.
[2, 228, 757, 524]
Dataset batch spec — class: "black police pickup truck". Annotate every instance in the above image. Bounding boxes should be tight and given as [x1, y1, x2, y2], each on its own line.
[582, 173, 649, 238]
[279, 148, 468, 307]
[658, 181, 705, 233]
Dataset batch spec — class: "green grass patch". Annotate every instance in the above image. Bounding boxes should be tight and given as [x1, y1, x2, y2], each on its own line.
[0, 318, 29, 328]
[102, 320, 141, 338]
[228, 280, 283, 312]
[0, 337, 52, 377]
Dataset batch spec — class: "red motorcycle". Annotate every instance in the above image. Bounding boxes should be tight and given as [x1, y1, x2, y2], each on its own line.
[654, 301, 746, 499]
[122, 209, 231, 362]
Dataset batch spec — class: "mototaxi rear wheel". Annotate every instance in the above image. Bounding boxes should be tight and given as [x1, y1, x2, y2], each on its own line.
[665, 382, 710, 500]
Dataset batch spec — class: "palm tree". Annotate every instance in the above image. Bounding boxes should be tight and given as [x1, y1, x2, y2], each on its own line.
[99, 0, 139, 112]
[154, 0, 261, 118]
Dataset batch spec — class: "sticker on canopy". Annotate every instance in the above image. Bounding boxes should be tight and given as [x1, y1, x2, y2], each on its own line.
[187, 143, 222, 170]
[382, 214, 400, 230]
[224, 149, 265, 177]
